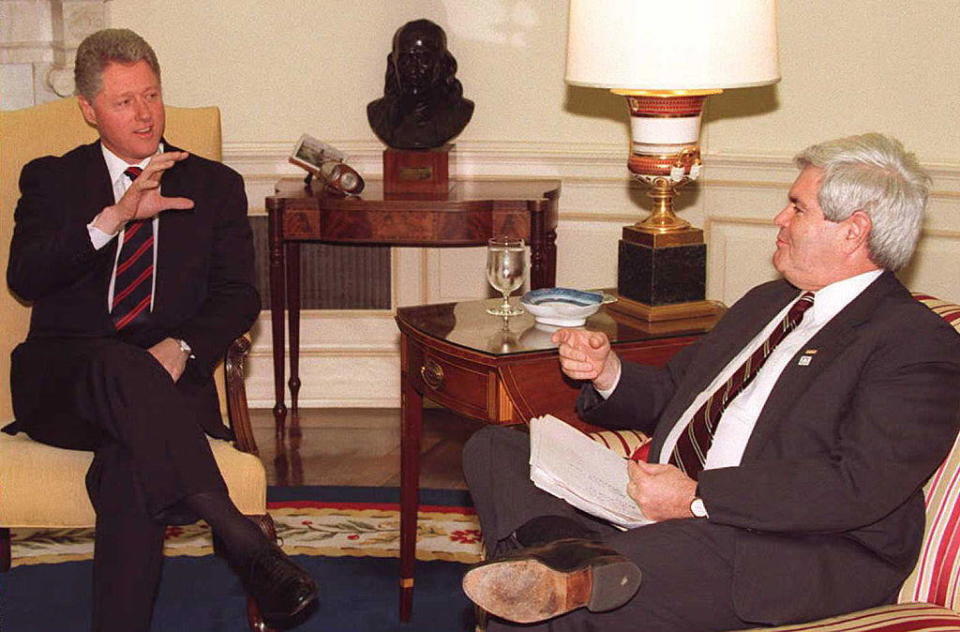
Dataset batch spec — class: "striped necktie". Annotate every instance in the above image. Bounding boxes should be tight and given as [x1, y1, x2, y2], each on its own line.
[111, 166, 154, 331]
[669, 292, 815, 480]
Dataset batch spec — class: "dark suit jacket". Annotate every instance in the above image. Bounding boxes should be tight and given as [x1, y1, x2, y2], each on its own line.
[578, 272, 960, 625]
[6, 139, 260, 439]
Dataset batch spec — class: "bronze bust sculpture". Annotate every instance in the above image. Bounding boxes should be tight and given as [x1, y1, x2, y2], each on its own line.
[367, 19, 474, 150]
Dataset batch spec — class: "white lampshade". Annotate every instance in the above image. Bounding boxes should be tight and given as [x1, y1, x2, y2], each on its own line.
[565, 0, 780, 91]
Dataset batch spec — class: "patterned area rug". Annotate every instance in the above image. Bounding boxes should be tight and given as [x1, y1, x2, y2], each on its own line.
[10, 486, 483, 567]
[1, 487, 483, 632]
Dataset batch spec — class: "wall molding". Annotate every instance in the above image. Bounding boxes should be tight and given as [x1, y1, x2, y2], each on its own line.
[226, 140, 960, 213]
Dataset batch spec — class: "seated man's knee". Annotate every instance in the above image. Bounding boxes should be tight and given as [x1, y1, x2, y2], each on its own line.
[464, 425, 519, 462]
[463, 425, 528, 480]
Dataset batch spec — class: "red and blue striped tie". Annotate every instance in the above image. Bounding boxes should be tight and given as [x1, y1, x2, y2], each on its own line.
[669, 292, 815, 479]
[111, 166, 154, 331]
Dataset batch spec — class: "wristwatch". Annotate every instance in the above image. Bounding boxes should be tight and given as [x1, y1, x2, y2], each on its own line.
[690, 497, 708, 518]
[176, 338, 195, 359]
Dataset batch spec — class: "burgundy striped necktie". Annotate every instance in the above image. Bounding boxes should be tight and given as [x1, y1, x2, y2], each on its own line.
[111, 166, 154, 331]
[669, 292, 815, 480]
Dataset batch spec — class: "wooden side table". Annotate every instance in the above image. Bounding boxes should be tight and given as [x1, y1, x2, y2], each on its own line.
[265, 177, 561, 434]
[394, 297, 723, 620]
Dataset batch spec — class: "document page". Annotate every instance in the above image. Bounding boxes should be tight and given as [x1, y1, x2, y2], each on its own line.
[529, 414, 653, 529]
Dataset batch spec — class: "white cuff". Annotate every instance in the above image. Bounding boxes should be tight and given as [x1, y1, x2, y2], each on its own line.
[594, 363, 623, 399]
[87, 215, 118, 250]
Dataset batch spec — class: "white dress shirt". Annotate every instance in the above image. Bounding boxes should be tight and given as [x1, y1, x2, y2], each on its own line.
[87, 144, 161, 310]
[600, 270, 884, 470]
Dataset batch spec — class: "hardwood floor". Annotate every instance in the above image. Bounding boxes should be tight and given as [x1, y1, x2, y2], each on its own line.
[249, 407, 487, 489]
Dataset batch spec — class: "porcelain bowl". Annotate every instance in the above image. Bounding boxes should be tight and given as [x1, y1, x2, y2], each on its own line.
[520, 288, 615, 327]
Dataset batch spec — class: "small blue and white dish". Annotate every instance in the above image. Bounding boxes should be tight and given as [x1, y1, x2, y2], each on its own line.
[521, 288, 616, 327]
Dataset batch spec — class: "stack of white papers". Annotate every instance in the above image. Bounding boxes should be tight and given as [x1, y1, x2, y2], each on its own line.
[529, 414, 653, 530]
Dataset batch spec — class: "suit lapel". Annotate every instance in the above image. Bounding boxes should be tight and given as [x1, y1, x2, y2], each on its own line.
[741, 272, 901, 461]
[83, 141, 116, 226]
[82, 142, 123, 300]
[151, 141, 195, 322]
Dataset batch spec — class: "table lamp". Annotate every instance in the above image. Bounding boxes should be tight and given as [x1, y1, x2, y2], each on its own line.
[566, 0, 780, 320]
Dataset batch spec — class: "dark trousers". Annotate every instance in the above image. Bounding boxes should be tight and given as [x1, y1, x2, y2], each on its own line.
[462, 425, 752, 632]
[10, 337, 228, 632]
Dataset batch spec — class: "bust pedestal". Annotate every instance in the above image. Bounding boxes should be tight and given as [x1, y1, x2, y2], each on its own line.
[383, 145, 455, 196]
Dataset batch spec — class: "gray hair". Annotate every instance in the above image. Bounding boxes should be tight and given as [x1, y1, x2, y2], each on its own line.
[74, 28, 161, 101]
[794, 133, 930, 271]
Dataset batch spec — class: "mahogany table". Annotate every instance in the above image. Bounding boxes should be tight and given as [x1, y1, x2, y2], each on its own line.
[394, 296, 724, 620]
[265, 177, 561, 434]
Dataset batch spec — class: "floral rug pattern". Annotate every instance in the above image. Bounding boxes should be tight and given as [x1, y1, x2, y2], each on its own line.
[10, 500, 483, 568]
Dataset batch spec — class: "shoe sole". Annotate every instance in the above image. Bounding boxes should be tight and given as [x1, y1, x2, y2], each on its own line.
[463, 556, 641, 623]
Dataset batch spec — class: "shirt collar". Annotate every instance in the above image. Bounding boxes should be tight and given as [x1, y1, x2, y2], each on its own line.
[805, 269, 884, 326]
[100, 141, 164, 186]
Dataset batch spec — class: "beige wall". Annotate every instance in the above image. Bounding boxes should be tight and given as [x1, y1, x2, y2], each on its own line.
[109, 0, 960, 158]
[93, 1, 960, 408]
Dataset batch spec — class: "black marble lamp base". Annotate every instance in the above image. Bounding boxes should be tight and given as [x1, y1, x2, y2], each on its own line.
[618, 239, 705, 304]
[611, 227, 721, 322]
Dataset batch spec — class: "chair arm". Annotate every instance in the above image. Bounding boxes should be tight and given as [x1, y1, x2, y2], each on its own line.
[225, 335, 258, 456]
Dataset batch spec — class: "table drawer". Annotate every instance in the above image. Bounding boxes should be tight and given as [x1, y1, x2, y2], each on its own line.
[406, 340, 493, 420]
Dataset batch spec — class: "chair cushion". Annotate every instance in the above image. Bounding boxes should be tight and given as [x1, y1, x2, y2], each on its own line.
[912, 293, 960, 334]
[735, 602, 960, 631]
[895, 295, 960, 609]
[0, 432, 266, 527]
[898, 430, 960, 609]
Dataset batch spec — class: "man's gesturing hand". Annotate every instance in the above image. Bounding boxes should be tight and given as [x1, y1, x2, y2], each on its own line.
[94, 151, 194, 235]
[552, 328, 621, 391]
[626, 461, 698, 522]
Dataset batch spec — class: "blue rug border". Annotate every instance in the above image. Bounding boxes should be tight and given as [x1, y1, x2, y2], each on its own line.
[267, 485, 474, 508]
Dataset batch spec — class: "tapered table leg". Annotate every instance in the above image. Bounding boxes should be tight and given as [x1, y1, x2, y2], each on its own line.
[267, 204, 287, 435]
[399, 358, 423, 622]
[286, 242, 302, 435]
[528, 200, 557, 290]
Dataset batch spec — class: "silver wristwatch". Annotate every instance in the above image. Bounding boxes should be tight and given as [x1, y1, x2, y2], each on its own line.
[176, 338, 195, 359]
[690, 497, 708, 518]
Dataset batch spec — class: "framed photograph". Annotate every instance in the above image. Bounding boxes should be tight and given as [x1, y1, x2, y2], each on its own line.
[289, 134, 346, 173]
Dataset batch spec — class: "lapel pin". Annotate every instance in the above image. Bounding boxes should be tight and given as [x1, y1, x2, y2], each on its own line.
[798, 349, 817, 366]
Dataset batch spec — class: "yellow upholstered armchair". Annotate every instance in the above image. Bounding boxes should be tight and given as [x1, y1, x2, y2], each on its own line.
[0, 97, 275, 631]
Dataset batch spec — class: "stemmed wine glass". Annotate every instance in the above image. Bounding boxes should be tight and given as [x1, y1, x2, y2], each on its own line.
[486, 236, 526, 317]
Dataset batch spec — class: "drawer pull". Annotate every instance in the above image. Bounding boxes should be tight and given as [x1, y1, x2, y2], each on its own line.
[420, 359, 444, 390]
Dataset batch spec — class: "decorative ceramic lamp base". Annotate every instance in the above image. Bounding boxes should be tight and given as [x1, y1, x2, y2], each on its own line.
[602, 91, 722, 322]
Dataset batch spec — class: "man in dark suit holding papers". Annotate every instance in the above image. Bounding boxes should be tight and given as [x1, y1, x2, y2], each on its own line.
[462, 133, 960, 632]
[4, 28, 316, 631]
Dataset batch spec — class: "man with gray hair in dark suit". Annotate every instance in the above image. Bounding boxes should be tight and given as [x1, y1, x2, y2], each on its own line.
[462, 133, 960, 632]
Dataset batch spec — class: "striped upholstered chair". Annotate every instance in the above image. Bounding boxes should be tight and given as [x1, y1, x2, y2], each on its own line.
[587, 293, 960, 632]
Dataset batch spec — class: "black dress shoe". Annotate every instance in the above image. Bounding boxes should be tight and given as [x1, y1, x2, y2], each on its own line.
[462, 538, 641, 623]
[240, 544, 319, 626]
[514, 515, 600, 547]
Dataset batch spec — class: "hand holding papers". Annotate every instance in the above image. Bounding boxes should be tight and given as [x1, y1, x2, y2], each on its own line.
[529, 415, 654, 529]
